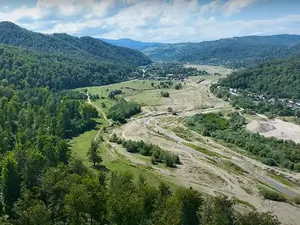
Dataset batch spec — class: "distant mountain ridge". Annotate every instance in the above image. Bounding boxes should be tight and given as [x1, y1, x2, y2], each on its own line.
[139, 34, 300, 67]
[0, 21, 151, 66]
[100, 38, 161, 50]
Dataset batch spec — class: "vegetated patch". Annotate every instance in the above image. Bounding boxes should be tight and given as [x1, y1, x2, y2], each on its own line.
[183, 142, 221, 158]
[107, 98, 141, 123]
[222, 160, 248, 175]
[294, 197, 300, 205]
[267, 172, 295, 187]
[171, 126, 194, 141]
[187, 112, 300, 171]
[109, 134, 181, 168]
[259, 185, 287, 202]
[233, 197, 256, 210]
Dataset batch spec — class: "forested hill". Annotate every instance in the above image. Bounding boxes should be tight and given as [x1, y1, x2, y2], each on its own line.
[141, 35, 300, 67]
[0, 22, 152, 90]
[0, 44, 141, 90]
[218, 56, 300, 99]
[0, 21, 151, 66]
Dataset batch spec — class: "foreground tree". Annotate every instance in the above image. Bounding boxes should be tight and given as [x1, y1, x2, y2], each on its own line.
[1, 153, 21, 216]
[87, 140, 102, 167]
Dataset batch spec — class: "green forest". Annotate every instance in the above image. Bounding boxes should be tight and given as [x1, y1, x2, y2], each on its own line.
[219, 56, 300, 99]
[187, 112, 300, 171]
[0, 22, 152, 90]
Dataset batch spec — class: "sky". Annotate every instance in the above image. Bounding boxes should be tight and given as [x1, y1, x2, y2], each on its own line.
[0, 0, 300, 43]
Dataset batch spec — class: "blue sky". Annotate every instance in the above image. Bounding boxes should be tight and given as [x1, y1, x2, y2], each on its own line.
[0, 0, 300, 42]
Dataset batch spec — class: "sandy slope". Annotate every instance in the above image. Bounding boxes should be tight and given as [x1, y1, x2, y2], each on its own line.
[247, 119, 300, 144]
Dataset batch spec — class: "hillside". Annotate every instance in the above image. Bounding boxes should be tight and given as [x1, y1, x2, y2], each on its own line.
[0, 44, 142, 90]
[218, 56, 300, 99]
[100, 38, 161, 50]
[141, 35, 300, 67]
[0, 21, 151, 66]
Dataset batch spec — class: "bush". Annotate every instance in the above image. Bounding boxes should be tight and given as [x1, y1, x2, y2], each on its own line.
[109, 133, 118, 143]
[120, 139, 180, 168]
[263, 158, 277, 167]
[260, 187, 286, 202]
[108, 99, 141, 123]
[161, 91, 170, 97]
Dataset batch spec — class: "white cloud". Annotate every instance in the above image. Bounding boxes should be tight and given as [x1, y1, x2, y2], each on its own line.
[222, 0, 257, 17]
[1, 0, 300, 43]
[0, 5, 45, 22]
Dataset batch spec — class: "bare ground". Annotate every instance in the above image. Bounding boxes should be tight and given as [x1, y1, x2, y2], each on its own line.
[247, 118, 300, 144]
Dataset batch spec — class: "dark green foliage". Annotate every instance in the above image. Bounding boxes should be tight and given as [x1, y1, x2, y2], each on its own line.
[87, 140, 102, 167]
[81, 103, 98, 119]
[120, 139, 180, 167]
[219, 56, 300, 99]
[0, 22, 151, 66]
[174, 83, 183, 90]
[108, 99, 141, 123]
[1, 153, 21, 216]
[141, 63, 204, 80]
[161, 91, 170, 97]
[108, 89, 123, 99]
[237, 211, 281, 225]
[142, 35, 300, 67]
[187, 113, 229, 136]
[0, 22, 151, 91]
[188, 113, 300, 170]
[260, 187, 287, 202]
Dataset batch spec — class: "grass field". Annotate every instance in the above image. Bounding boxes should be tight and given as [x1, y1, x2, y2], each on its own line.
[184, 64, 233, 76]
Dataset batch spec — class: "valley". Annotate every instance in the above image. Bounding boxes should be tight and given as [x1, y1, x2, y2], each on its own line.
[71, 66, 300, 225]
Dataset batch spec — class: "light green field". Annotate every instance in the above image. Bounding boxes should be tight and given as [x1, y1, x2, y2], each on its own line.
[79, 80, 161, 98]
[69, 123, 169, 187]
[184, 64, 233, 75]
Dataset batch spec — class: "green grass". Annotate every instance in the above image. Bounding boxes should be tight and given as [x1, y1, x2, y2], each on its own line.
[267, 172, 295, 187]
[184, 142, 221, 158]
[259, 185, 287, 202]
[69, 120, 102, 166]
[78, 80, 161, 98]
[233, 198, 256, 210]
[172, 127, 194, 142]
[222, 160, 248, 175]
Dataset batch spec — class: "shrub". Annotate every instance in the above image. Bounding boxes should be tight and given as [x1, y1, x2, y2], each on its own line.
[161, 91, 170, 97]
[260, 187, 286, 202]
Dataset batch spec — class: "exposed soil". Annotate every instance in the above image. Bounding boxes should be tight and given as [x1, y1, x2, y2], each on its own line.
[247, 119, 300, 144]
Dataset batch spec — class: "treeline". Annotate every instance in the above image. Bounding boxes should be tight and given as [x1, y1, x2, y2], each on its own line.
[187, 113, 300, 171]
[0, 86, 99, 153]
[139, 63, 206, 80]
[0, 165, 281, 225]
[110, 135, 180, 167]
[108, 99, 141, 123]
[218, 56, 300, 99]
